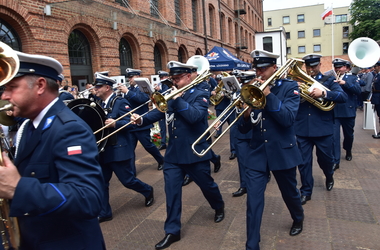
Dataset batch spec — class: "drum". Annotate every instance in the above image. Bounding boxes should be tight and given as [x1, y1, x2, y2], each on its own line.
[67, 99, 108, 152]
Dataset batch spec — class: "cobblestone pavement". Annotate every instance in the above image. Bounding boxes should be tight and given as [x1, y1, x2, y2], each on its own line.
[101, 107, 380, 250]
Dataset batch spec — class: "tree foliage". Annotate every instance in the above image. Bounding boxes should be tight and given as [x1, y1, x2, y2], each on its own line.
[349, 0, 380, 41]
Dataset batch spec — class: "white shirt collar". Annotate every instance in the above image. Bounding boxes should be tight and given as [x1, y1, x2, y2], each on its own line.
[31, 97, 59, 129]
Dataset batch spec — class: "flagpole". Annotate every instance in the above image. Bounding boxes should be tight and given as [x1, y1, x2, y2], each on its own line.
[331, 3, 334, 64]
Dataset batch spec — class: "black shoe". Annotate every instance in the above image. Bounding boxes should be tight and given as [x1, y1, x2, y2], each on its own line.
[300, 195, 311, 205]
[333, 163, 340, 171]
[229, 153, 236, 160]
[145, 187, 154, 207]
[345, 150, 352, 161]
[157, 162, 164, 171]
[267, 173, 271, 183]
[157, 144, 166, 150]
[326, 177, 334, 191]
[289, 218, 303, 236]
[98, 216, 113, 223]
[214, 206, 225, 223]
[373, 133, 380, 139]
[232, 187, 247, 197]
[182, 176, 193, 186]
[213, 155, 221, 173]
[214, 134, 220, 139]
[155, 233, 181, 250]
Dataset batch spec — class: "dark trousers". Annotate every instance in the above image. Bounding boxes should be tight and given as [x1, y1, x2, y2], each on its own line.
[297, 135, 334, 196]
[333, 117, 355, 164]
[245, 166, 303, 250]
[235, 138, 250, 188]
[99, 159, 152, 218]
[131, 129, 164, 164]
[163, 161, 224, 236]
[215, 109, 236, 154]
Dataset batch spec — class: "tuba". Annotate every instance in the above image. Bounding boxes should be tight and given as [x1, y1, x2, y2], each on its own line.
[348, 37, 380, 68]
[287, 59, 335, 111]
[0, 41, 21, 250]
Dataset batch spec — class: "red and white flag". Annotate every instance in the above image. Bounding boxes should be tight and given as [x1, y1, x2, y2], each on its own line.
[321, 6, 333, 20]
[67, 146, 82, 155]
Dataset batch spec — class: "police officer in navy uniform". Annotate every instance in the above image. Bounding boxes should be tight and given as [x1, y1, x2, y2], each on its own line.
[94, 73, 154, 223]
[238, 50, 304, 250]
[211, 71, 237, 160]
[57, 74, 75, 102]
[132, 61, 225, 250]
[118, 68, 165, 170]
[155, 70, 170, 150]
[0, 51, 106, 249]
[371, 61, 380, 138]
[295, 54, 347, 205]
[332, 59, 361, 168]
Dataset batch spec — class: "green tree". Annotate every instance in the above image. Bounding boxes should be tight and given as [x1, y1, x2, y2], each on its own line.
[349, 0, 380, 41]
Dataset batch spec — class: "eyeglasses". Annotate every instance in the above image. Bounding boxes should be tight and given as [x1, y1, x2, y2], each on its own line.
[170, 73, 188, 82]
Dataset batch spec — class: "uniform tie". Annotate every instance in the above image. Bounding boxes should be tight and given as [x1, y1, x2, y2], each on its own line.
[26, 121, 35, 142]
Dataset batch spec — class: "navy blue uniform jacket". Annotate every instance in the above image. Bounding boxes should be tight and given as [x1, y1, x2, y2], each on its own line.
[124, 85, 153, 131]
[11, 100, 105, 250]
[238, 79, 302, 171]
[334, 73, 361, 118]
[100, 94, 135, 164]
[295, 73, 348, 137]
[142, 86, 212, 164]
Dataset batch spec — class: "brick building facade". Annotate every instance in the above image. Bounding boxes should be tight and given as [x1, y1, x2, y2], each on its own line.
[0, 0, 263, 89]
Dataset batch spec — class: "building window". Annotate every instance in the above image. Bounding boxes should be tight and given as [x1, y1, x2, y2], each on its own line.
[119, 38, 133, 69]
[297, 14, 304, 23]
[313, 29, 320, 37]
[192, 0, 197, 31]
[298, 30, 305, 38]
[313, 44, 321, 52]
[154, 45, 162, 73]
[150, 0, 159, 18]
[268, 18, 272, 26]
[263, 36, 273, 52]
[283, 16, 290, 24]
[209, 4, 215, 38]
[115, 0, 128, 7]
[175, 0, 181, 25]
[286, 32, 290, 39]
[298, 46, 306, 53]
[0, 18, 21, 51]
[343, 42, 349, 54]
[68, 30, 91, 65]
[343, 26, 349, 38]
[335, 14, 347, 23]
[286, 47, 291, 54]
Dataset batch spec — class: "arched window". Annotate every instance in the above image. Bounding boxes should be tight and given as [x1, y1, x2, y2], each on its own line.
[178, 46, 187, 63]
[0, 18, 21, 51]
[154, 45, 162, 74]
[68, 30, 92, 89]
[119, 38, 133, 73]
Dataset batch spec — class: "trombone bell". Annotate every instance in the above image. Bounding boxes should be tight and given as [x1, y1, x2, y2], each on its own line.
[0, 42, 20, 87]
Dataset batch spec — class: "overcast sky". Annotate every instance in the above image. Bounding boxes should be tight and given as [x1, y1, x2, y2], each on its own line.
[263, 0, 353, 11]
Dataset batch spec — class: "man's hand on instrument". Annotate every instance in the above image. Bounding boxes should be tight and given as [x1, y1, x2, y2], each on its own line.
[131, 113, 142, 125]
[213, 121, 221, 131]
[309, 88, 324, 98]
[105, 118, 116, 128]
[0, 152, 20, 199]
[118, 84, 128, 93]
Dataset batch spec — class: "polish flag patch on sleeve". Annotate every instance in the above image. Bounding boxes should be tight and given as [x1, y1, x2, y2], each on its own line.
[294, 90, 299, 95]
[125, 105, 130, 109]
[202, 97, 208, 103]
[67, 146, 82, 155]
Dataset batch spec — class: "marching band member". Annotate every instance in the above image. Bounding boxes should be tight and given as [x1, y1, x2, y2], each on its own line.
[132, 61, 225, 250]
[238, 50, 304, 250]
[371, 61, 380, 138]
[118, 68, 165, 171]
[295, 54, 347, 205]
[95, 73, 154, 223]
[332, 59, 361, 168]
[0, 51, 106, 249]
[57, 74, 74, 102]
